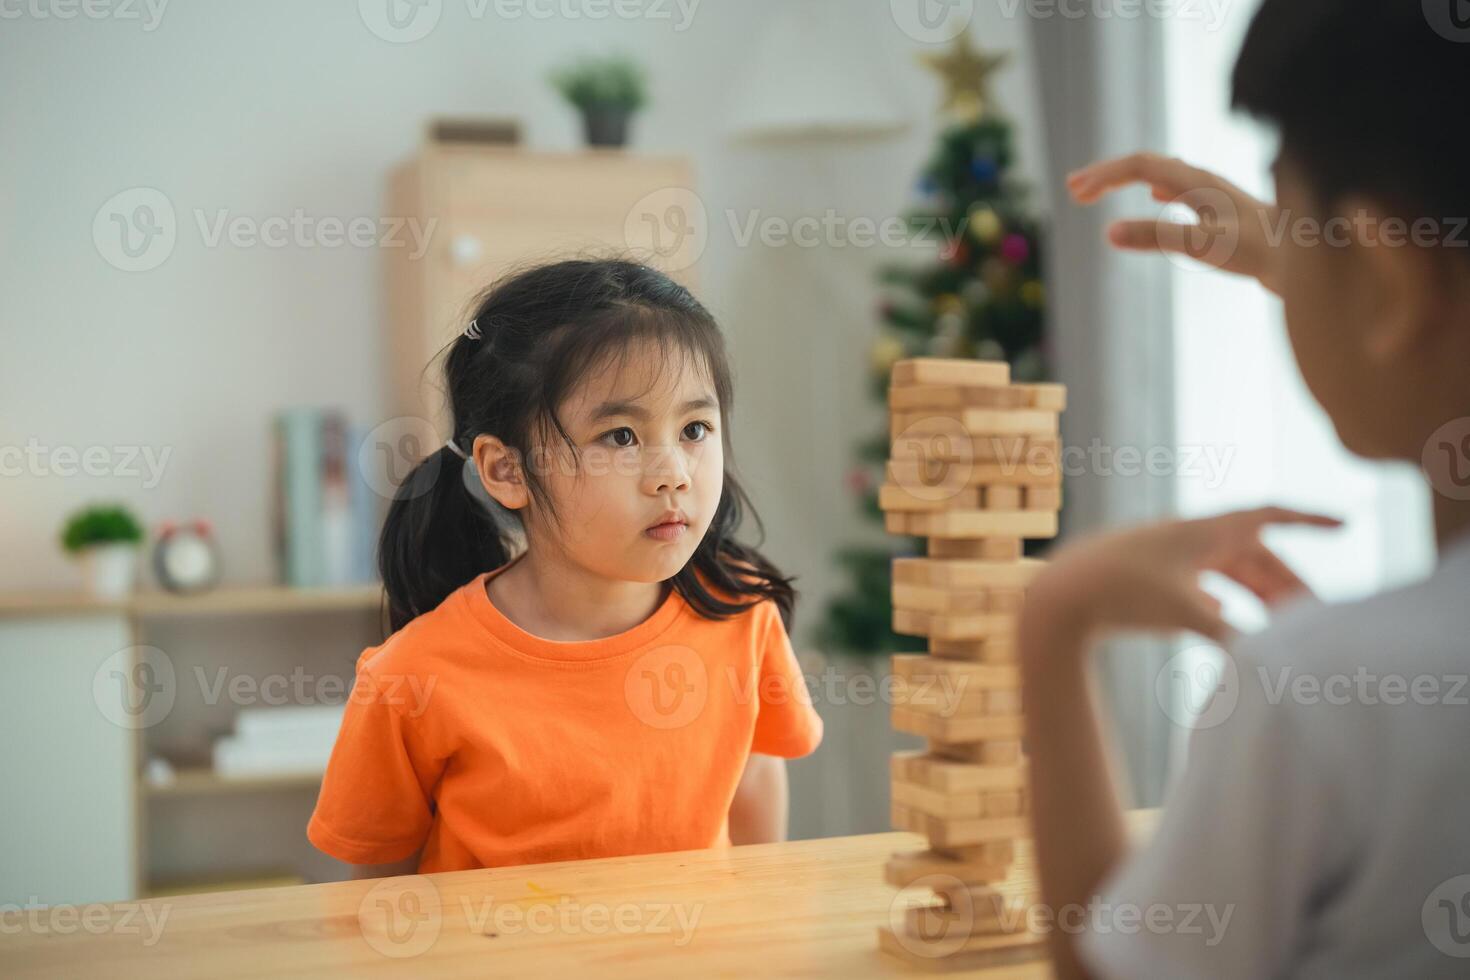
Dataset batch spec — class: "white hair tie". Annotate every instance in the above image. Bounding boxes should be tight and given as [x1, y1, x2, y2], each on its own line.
[444, 439, 469, 461]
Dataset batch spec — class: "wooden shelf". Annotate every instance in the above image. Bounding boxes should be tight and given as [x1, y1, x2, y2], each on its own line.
[0, 583, 382, 620]
[143, 767, 324, 798]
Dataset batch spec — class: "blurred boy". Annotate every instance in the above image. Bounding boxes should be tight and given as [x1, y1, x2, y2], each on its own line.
[1020, 1, 1470, 977]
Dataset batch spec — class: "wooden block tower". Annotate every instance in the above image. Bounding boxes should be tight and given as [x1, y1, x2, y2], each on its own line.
[875, 357, 1065, 970]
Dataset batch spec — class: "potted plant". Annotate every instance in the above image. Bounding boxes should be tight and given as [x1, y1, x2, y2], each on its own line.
[60, 504, 145, 600]
[550, 54, 648, 148]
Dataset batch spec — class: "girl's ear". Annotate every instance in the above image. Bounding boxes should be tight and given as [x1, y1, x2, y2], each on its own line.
[471, 434, 529, 512]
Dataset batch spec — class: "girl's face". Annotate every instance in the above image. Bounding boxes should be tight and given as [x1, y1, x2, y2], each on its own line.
[527, 343, 725, 584]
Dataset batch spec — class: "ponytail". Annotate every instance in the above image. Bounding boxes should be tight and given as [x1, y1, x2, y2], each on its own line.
[378, 441, 511, 633]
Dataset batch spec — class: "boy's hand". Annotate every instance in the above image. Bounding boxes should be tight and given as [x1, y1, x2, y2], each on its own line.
[1066, 152, 1284, 296]
[1022, 507, 1342, 660]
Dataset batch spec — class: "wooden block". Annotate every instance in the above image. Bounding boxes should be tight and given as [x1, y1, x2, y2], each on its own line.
[895, 509, 1058, 540]
[890, 801, 1028, 848]
[892, 434, 1059, 466]
[934, 840, 1017, 866]
[884, 849, 1014, 889]
[981, 485, 1022, 510]
[890, 655, 1020, 691]
[926, 537, 1022, 561]
[894, 558, 1045, 590]
[877, 483, 983, 513]
[929, 738, 1024, 767]
[929, 636, 1017, 664]
[890, 409, 1059, 441]
[892, 705, 1025, 742]
[905, 888, 1028, 938]
[1015, 382, 1067, 411]
[891, 583, 1014, 615]
[892, 678, 1020, 720]
[1023, 485, 1062, 511]
[894, 607, 1017, 642]
[891, 358, 1010, 388]
[888, 384, 1029, 412]
[886, 458, 1062, 490]
[877, 923, 1046, 970]
[890, 750, 1027, 793]
[892, 779, 1029, 822]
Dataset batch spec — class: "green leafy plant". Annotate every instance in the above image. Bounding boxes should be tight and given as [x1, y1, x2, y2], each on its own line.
[60, 504, 144, 554]
[549, 54, 648, 112]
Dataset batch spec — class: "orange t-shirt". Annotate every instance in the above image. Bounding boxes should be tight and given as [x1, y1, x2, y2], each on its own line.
[306, 557, 823, 873]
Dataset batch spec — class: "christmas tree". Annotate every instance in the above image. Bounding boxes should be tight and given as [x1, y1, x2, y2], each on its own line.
[815, 32, 1050, 658]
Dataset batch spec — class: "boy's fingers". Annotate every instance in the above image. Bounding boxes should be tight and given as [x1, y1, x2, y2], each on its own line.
[1067, 152, 1213, 204]
[1181, 590, 1231, 644]
[1243, 505, 1343, 530]
[1107, 219, 1200, 255]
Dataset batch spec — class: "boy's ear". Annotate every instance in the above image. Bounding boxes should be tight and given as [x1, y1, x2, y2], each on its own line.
[471, 434, 528, 511]
[1346, 196, 1449, 363]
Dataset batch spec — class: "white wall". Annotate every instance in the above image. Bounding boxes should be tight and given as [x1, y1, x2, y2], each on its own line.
[0, 1, 1049, 649]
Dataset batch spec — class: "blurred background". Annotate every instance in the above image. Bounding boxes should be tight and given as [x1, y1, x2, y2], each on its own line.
[1, 0, 1434, 906]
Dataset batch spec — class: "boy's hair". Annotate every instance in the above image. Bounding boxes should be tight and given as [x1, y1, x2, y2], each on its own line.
[378, 256, 796, 634]
[1232, 0, 1469, 236]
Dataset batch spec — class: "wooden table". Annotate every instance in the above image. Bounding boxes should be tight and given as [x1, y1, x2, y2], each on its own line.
[3, 831, 1055, 978]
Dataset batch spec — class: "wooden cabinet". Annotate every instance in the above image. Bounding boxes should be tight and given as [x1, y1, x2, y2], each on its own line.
[385, 146, 700, 437]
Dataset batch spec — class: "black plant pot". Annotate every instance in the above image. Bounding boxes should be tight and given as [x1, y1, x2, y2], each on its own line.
[581, 106, 632, 148]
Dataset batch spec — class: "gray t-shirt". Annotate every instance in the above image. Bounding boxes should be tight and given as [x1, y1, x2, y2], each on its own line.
[1080, 533, 1470, 979]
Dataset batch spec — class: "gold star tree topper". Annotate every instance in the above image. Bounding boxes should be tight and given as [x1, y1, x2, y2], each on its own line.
[919, 31, 1009, 122]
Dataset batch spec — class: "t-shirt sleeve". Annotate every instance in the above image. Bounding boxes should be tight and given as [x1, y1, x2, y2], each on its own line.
[306, 663, 445, 865]
[748, 603, 824, 758]
[1077, 638, 1335, 979]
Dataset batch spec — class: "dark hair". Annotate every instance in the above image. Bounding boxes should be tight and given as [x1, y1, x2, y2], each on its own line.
[1231, 0, 1470, 235]
[378, 256, 796, 634]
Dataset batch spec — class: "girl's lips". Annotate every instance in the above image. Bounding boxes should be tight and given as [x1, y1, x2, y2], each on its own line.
[644, 521, 688, 542]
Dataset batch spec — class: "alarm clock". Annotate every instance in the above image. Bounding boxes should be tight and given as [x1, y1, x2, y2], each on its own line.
[153, 520, 222, 594]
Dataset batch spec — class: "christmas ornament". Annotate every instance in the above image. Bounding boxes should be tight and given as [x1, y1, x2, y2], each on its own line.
[918, 30, 1009, 121]
[968, 205, 1003, 244]
[1021, 279, 1045, 307]
[1001, 233, 1030, 264]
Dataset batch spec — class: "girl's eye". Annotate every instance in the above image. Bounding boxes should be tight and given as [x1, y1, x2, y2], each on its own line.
[684, 420, 715, 441]
[604, 427, 637, 448]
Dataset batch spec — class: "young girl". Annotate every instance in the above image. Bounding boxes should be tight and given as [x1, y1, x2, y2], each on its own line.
[307, 258, 823, 878]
